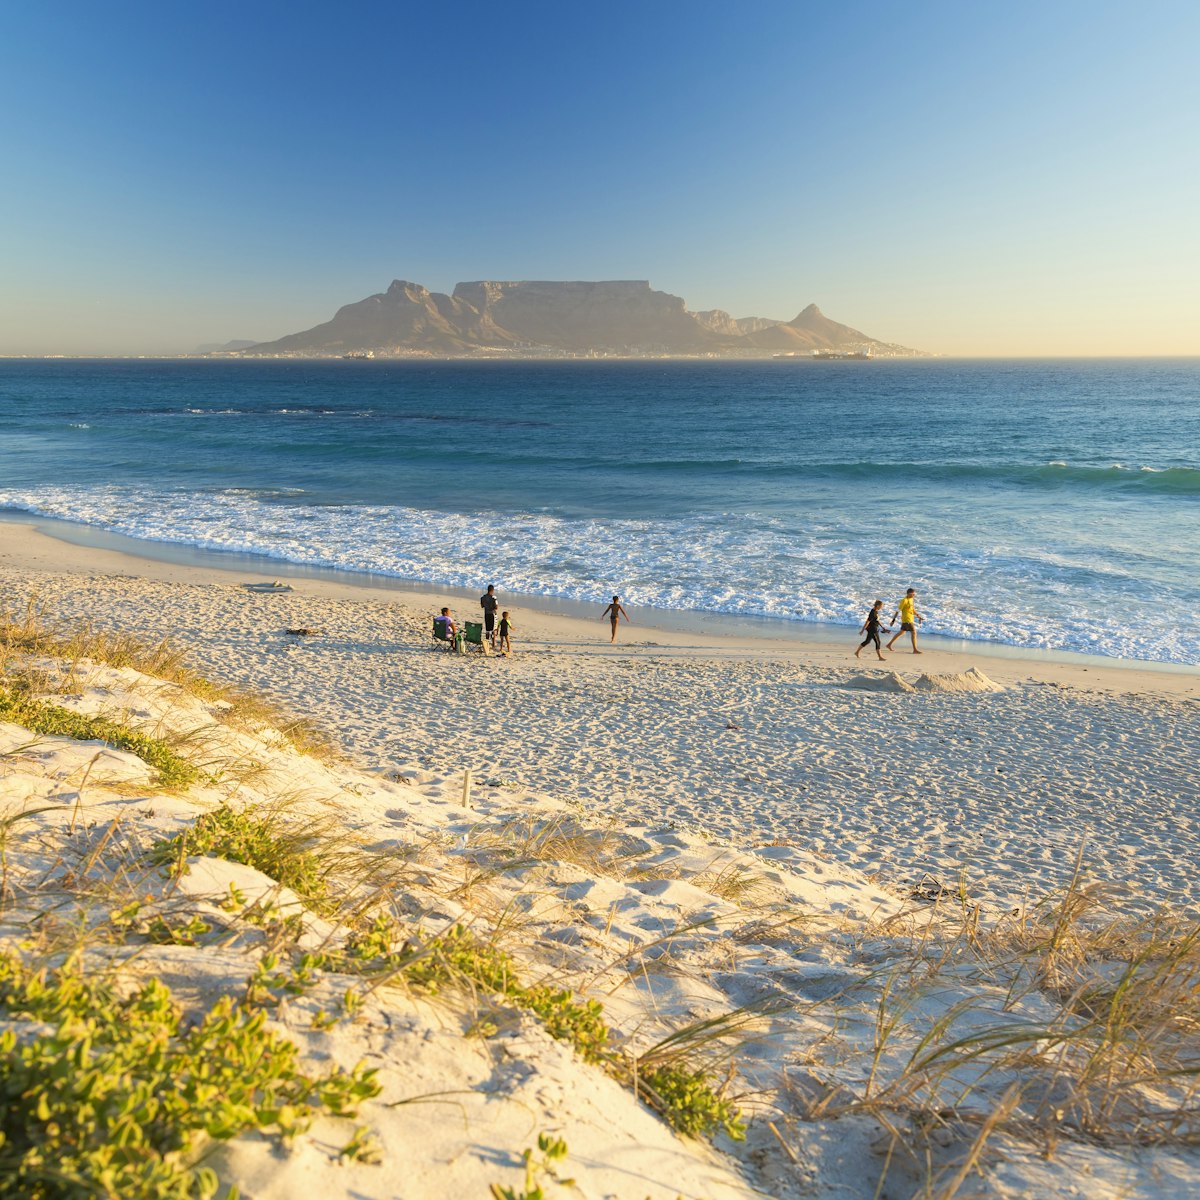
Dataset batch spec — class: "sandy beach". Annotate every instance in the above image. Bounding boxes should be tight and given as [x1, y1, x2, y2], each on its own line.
[2, 518, 1197, 914]
[3, 516, 1200, 1198]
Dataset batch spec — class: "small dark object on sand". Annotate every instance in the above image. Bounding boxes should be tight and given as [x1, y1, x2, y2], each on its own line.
[909, 873, 955, 903]
[285, 628, 322, 637]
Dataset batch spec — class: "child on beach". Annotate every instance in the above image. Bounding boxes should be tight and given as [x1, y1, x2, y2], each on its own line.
[498, 611, 513, 654]
[855, 600, 888, 661]
[602, 595, 629, 643]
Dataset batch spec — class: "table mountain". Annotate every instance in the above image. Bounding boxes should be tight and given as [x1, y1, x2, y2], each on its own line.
[240, 280, 918, 357]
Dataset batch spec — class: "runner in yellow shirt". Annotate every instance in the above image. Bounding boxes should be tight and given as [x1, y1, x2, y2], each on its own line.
[886, 587, 925, 654]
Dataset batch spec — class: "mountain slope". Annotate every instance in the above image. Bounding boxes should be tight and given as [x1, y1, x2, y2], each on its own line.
[739, 303, 887, 352]
[242, 282, 919, 357]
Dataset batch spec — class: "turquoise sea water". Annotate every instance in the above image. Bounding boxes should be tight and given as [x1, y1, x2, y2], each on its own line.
[1, 357, 1197, 664]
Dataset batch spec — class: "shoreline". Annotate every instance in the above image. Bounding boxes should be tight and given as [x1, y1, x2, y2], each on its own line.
[3, 514, 1199, 915]
[3, 512, 1196, 695]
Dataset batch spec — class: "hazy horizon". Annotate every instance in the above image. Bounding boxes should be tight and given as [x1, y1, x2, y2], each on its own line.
[7, 350, 1200, 363]
[2, 1, 1197, 358]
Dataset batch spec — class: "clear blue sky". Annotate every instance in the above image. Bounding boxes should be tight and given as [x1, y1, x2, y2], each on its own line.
[2, 0, 1197, 355]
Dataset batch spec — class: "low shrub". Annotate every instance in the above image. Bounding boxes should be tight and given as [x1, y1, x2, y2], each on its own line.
[0, 687, 197, 789]
[0, 949, 380, 1199]
[314, 920, 739, 1138]
[149, 805, 328, 906]
[637, 1064, 745, 1141]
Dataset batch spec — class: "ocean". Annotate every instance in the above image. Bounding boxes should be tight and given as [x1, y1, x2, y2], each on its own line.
[1, 357, 1197, 665]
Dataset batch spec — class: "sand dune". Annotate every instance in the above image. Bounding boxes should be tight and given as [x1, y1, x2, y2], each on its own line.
[2, 519, 1199, 1196]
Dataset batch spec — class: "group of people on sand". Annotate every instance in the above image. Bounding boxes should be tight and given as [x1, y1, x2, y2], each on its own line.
[438, 584, 923, 660]
[434, 587, 633, 653]
[434, 587, 514, 654]
[855, 588, 925, 660]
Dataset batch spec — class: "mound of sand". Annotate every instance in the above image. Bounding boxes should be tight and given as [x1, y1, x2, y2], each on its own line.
[847, 671, 916, 693]
[913, 667, 1005, 693]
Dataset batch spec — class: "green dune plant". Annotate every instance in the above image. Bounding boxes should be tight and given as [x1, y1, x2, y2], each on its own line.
[0, 686, 198, 789]
[490, 1133, 574, 1200]
[0, 948, 380, 1200]
[248, 913, 746, 1142]
[635, 1064, 745, 1140]
[149, 803, 330, 907]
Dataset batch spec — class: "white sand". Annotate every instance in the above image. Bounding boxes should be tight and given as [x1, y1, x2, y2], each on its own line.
[2, 519, 1197, 914]
[3, 518, 1200, 1198]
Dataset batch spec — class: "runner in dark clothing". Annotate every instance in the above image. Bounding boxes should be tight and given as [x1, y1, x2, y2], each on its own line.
[855, 600, 888, 661]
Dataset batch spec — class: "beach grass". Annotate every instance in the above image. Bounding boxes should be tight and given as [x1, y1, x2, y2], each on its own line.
[0, 685, 198, 789]
[0, 596, 215, 696]
[0, 598, 337, 763]
[777, 868, 1200, 1200]
[5, 591, 1200, 1197]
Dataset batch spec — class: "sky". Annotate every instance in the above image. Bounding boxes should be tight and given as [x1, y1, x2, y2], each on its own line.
[1, 0, 1198, 356]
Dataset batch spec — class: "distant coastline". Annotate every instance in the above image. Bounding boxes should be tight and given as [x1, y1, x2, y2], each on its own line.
[212, 279, 927, 360]
[10, 352, 1200, 362]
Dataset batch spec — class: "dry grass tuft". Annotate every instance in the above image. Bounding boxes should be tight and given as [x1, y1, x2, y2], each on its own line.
[0, 596, 216, 696]
[465, 815, 640, 878]
[217, 692, 341, 763]
[0, 597, 338, 762]
[792, 856, 1200, 1189]
[692, 859, 768, 907]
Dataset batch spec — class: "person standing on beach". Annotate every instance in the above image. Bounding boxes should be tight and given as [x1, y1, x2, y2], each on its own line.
[886, 588, 925, 654]
[480, 584, 499, 648]
[855, 600, 888, 661]
[498, 610, 513, 654]
[602, 595, 629, 643]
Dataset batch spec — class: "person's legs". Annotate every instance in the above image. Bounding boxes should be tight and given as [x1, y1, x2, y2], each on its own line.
[855, 633, 880, 659]
[610, 618, 619, 643]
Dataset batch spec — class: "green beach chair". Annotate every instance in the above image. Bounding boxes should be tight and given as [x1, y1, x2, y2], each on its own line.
[463, 621, 489, 654]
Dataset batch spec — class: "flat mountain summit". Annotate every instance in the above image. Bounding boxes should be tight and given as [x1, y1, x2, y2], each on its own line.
[237, 279, 920, 358]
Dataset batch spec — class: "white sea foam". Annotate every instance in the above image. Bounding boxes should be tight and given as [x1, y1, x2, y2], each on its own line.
[1, 485, 1195, 664]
